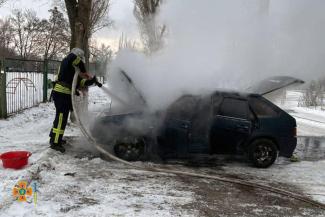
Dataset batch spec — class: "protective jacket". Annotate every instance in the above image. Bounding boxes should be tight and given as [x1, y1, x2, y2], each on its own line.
[53, 53, 89, 95]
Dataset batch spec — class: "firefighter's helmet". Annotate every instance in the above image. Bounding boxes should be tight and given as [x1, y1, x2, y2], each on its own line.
[71, 48, 85, 63]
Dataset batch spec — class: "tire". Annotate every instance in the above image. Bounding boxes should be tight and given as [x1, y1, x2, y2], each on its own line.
[113, 137, 145, 161]
[248, 139, 278, 168]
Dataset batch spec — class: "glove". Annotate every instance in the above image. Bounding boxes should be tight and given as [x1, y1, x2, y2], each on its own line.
[95, 80, 103, 87]
[84, 76, 103, 87]
[93, 76, 103, 87]
[84, 76, 97, 86]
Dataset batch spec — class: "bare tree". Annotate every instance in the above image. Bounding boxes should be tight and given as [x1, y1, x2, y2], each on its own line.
[89, 40, 112, 77]
[89, 40, 112, 61]
[64, 0, 112, 66]
[133, 0, 165, 54]
[3, 8, 69, 59]
[89, 0, 112, 34]
[0, 0, 8, 7]
[299, 80, 325, 109]
[38, 7, 70, 59]
[118, 33, 137, 51]
[0, 18, 15, 57]
[64, 0, 92, 52]
[10, 9, 42, 59]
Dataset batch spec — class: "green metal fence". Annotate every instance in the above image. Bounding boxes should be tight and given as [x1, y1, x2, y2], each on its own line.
[0, 59, 7, 118]
[0, 58, 56, 118]
[0, 58, 105, 118]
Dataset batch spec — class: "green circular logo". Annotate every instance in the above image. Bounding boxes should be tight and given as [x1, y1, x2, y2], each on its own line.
[19, 189, 26, 195]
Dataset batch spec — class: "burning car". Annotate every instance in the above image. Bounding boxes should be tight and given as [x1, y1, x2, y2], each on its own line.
[91, 72, 303, 168]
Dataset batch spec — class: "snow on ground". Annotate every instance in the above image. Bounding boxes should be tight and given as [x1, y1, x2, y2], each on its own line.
[274, 90, 325, 137]
[1, 90, 325, 216]
[0, 103, 195, 217]
[295, 118, 325, 137]
[221, 158, 325, 204]
[1, 152, 195, 217]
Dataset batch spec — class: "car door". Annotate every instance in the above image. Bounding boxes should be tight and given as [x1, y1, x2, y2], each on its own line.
[164, 119, 191, 158]
[188, 96, 211, 154]
[162, 96, 198, 158]
[210, 97, 252, 154]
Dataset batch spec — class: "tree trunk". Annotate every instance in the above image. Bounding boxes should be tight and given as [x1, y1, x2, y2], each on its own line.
[65, 0, 92, 68]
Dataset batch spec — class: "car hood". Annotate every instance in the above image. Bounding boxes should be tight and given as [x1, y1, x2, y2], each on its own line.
[109, 68, 147, 112]
[120, 69, 146, 103]
[246, 76, 304, 95]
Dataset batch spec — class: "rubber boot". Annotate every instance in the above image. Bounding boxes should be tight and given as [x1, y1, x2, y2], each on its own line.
[50, 142, 66, 153]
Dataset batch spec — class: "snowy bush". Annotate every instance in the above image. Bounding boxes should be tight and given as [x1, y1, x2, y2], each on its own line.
[299, 80, 325, 109]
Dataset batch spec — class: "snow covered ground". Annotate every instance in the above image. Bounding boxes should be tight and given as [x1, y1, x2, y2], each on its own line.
[0, 103, 195, 217]
[278, 91, 325, 137]
[0, 90, 325, 216]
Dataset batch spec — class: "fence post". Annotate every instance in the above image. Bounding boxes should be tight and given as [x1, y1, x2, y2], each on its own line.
[0, 59, 7, 118]
[43, 59, 48, 102]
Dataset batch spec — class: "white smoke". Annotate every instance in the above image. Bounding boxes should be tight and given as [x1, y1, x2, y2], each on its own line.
[108, 0, 325, 110]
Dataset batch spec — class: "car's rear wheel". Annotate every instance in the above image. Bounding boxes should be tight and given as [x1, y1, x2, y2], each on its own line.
[248, 139, 278, 168]
[114, 137, 145, 161]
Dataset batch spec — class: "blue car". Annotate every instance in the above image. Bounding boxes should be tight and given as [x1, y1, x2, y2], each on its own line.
[92, 75, 303, 168]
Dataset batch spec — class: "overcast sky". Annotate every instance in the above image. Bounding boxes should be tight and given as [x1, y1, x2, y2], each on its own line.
[0, 0, 138, 50]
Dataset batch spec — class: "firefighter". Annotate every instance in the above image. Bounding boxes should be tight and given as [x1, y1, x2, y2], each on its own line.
[49, 47, 101, 153]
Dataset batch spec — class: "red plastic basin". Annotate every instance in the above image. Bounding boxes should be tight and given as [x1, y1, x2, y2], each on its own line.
[0, 151, 32, 169]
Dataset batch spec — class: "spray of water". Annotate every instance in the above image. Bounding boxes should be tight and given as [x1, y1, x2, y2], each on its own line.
[100, 86, 128, 106]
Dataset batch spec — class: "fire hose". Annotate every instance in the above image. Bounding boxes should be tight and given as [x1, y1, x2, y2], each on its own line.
[72, 72, 325, 210]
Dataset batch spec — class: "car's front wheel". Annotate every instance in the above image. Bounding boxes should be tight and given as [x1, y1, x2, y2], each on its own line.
[114, 137, 145, 161]
[248, 139, 278, 168]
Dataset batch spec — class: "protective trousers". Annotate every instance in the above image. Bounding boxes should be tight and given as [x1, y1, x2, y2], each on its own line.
[49, 92, 72, 145]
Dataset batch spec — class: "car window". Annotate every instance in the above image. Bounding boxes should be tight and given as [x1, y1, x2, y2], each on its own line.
[167, 95, 199, 120]
[218, 98, 248, 119]
[249, 97, 279, 117]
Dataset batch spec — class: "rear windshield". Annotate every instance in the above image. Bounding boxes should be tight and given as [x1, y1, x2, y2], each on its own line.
[249, 97, 279, 117]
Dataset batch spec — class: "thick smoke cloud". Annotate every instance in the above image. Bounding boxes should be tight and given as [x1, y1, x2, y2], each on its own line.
[108, 0, 325, 110]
